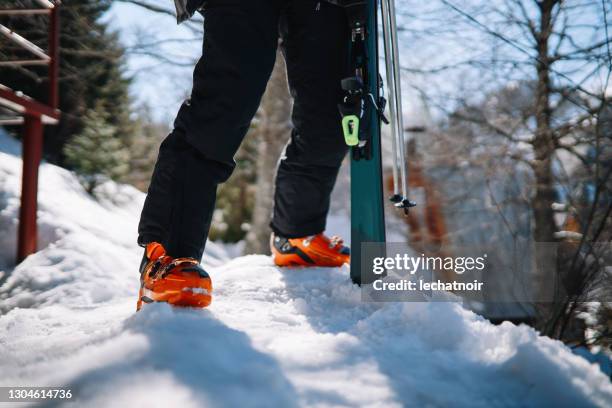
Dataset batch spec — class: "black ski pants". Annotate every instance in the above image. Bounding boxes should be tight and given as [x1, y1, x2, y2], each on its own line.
[138, 0, 349, 261]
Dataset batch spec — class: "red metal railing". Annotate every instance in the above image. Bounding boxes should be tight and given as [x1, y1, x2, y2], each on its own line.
[0, 1, 61, 262]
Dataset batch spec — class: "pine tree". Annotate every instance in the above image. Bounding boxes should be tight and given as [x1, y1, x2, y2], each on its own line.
[63, 106, 129, 195]
[0, 0, 134, 164]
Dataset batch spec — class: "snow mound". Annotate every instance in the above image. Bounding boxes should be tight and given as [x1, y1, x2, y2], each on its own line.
[0, 131, 611, 407]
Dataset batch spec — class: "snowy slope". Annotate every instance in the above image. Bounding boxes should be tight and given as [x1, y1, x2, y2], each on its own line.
[0, 131, 611, 408]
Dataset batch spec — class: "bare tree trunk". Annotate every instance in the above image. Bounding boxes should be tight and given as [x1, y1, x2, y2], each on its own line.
[532, 0, 557, 245]
[531, 0, 561, 331]
[244, 49, 292, 254]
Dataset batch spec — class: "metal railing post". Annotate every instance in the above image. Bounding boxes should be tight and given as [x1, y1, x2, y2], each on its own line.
[18, 114, 43, 262]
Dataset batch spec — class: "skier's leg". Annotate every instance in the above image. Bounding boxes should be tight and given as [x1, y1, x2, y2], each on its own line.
[271, 0, 349, 238]
[137, 131, 226, 261]
[138, 0, 280, 261]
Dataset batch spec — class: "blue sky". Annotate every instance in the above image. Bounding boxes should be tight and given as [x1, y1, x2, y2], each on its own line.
[104, 2, 202, 124]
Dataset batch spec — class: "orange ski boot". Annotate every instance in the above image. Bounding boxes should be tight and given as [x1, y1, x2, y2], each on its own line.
[136, 242, 212, 311]
[271, 233, 350, 267]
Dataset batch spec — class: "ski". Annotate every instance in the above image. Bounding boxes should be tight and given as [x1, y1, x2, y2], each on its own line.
[337, 0, 387, 285]
[339, 0, 415, 285]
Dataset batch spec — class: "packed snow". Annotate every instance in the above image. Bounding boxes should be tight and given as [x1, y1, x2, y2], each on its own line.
[0, 130, 611, 407]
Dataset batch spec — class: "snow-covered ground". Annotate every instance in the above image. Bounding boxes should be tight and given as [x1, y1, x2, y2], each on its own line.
[0, 130, 611, 407]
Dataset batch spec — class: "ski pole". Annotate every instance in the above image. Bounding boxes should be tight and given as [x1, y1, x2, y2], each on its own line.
[380, 0, 401, 201]
[382, 0, 416, 212]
